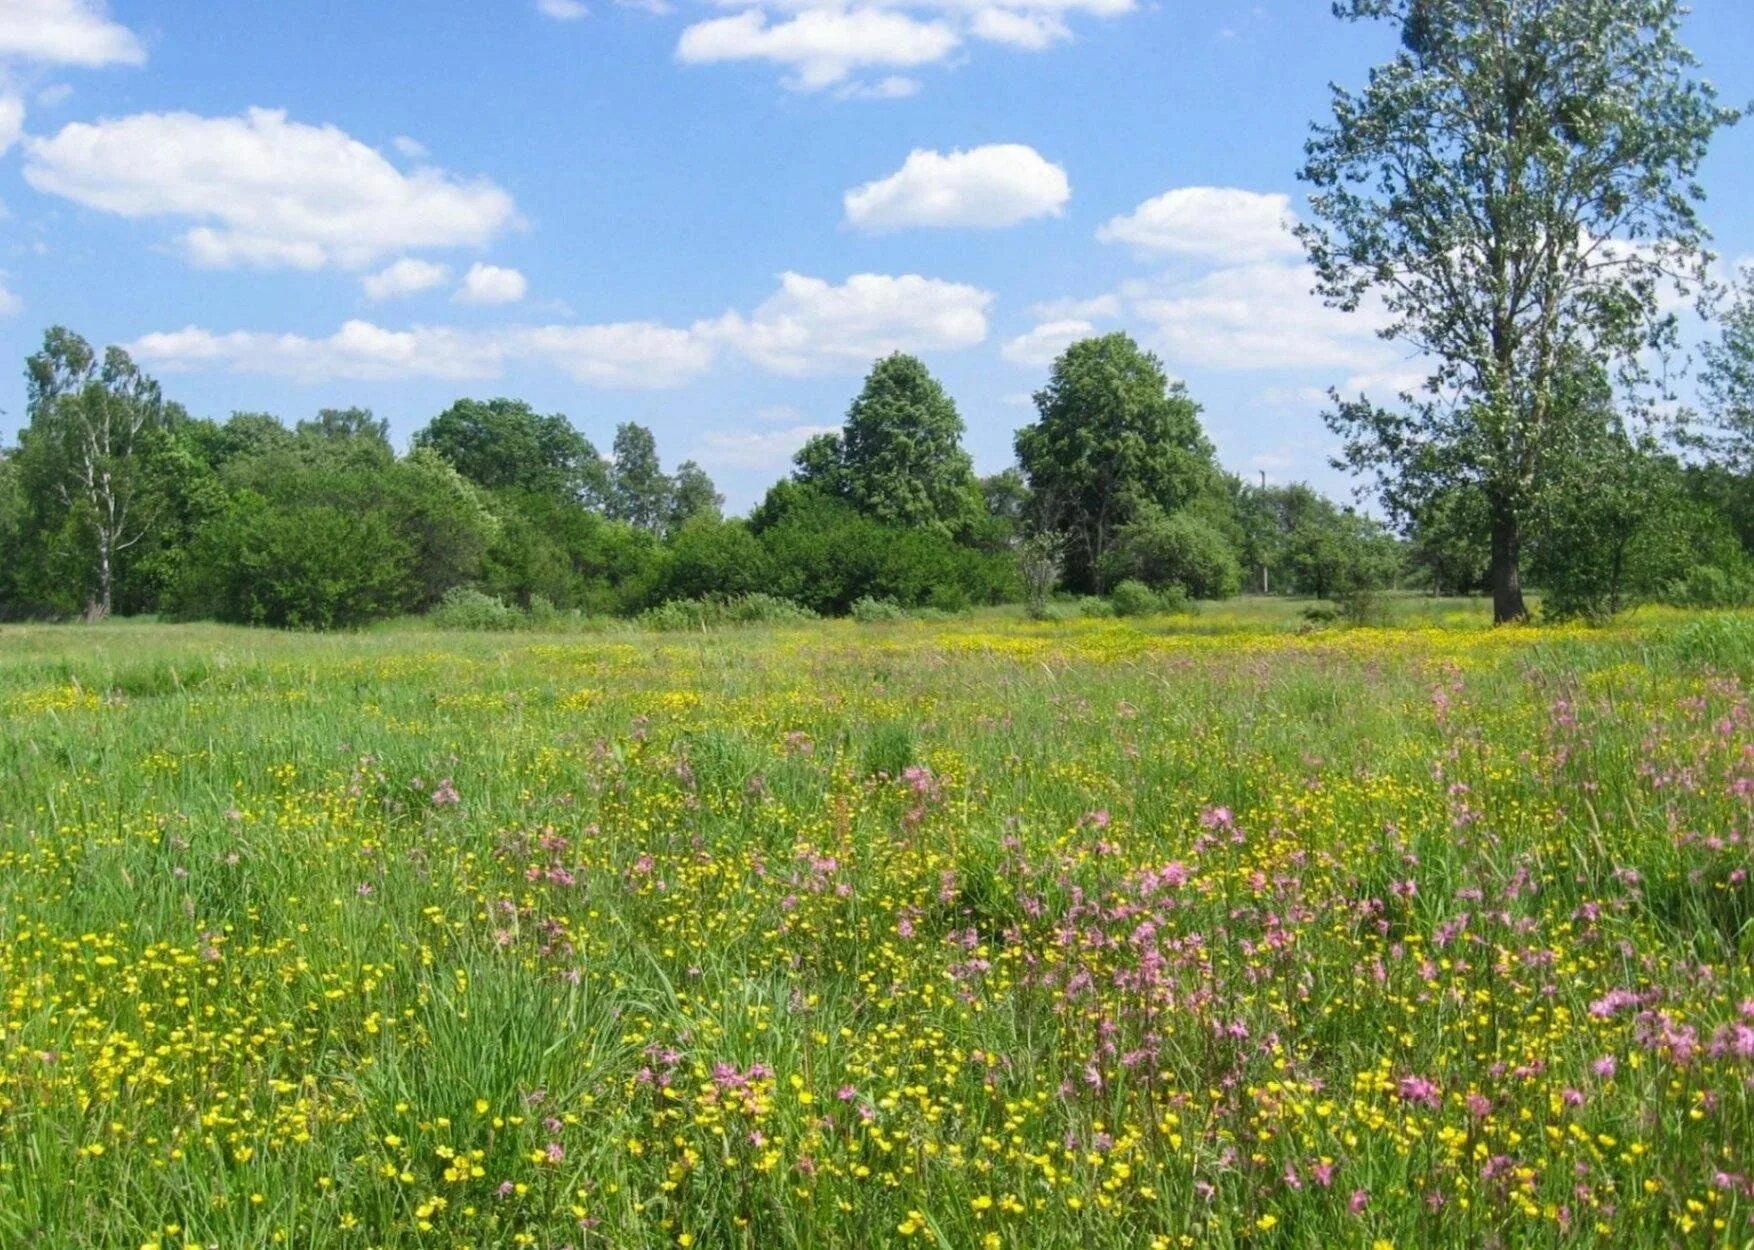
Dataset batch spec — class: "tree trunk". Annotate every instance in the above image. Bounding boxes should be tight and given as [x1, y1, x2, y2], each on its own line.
[1489, 506, 1527, 624]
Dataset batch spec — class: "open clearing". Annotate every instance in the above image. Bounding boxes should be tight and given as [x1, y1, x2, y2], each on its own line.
[1, 608, 1751, 1247]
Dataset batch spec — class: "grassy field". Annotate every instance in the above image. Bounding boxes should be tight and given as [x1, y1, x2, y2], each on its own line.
[1, 605, 1752, 1247]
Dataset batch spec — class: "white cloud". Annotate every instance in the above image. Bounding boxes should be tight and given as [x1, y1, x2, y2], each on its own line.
[969, 8, 1068, 48]
[362, 258, 451, 301]
[835, 75, 920, 100]
[1001, 318, 1092, 366]
[391, 134, 428, 159]
[518, 323, 711, 386]
[0, 93, 20, 156]
[455, 262, 528, 305]
[677, 9, 959, 91]
[845, 143, 1069, 232]
[130, 319, 714, 389]
[1098, 187, 1301, 263]
[537, 0, 589, 16]
[35, 81, 72, 105]
[1128, 261, 1391, 372]
[705, 271, 992, 375]
[0, 0, 144, 67]
[697, 422, 839, 472]
[0, 274, 20, 317]
[131, 269, 987, 387]
[24, 108, 517, 270]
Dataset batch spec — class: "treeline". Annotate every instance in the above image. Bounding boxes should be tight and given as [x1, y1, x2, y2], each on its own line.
[2, 325, 1751, 629]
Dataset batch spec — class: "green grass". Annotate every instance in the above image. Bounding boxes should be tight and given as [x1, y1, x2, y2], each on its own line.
[0, 608, 1750, 1247]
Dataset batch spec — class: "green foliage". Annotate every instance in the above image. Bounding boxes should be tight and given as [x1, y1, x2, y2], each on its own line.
[839, 354, 979, 533]
[753, 484, 1016, 615]
[608, 423, 672, 532]
[172, 493, 412, 629]
[1102, 502, 1241, 599]
[655, 516, 770, 603]
[1302, 0, 1737, 622]
[414, 397, 608, 506]
[1015, 333, 1222, 591]
[427, 587, 528, 631]
[1109, 579, 1161, 617]
[849, 596, 907, 623]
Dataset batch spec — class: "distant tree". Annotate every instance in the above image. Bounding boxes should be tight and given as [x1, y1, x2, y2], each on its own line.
[608, 423, 672, 532]
[19, 327, 175, 619]
[1015, 333, 1220, 592]
[667, 460, 723, 532]
[791, 432, 847, 497]
[297, 406, 391, 447]
[1407, 487, 1490, 597]
[1704, 265, 1754, 468]
[415, 397, 608, 506]
[838, 353, 979, 533]
[1285, 505, 1401, 602]
[1300, 0, 1738, 622]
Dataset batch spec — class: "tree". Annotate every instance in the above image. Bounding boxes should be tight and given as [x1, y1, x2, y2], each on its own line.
[20, 327, 174, 620]
[838, 354, 979, 533]
[414, 397, 609, 506]
[1299, 0, 1737, 622]
[608, 423, 672, 532]
[667, 460, 723, 533]
[1015, 333, 1220, 592]
[1102, 502, 1242, 599]
[297, 406, 391, 447]
[1703, 265, 1754, 467]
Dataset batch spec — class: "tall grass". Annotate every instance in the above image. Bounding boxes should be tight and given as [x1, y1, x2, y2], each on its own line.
[0, 608, 1750, 1246]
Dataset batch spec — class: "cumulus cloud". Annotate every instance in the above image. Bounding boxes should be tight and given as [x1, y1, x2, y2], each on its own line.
[1098, 187, 1301, 263]
[130, 319, 714, 389]
[132, 270, 991, 388]
[696, 423, 840, 472]
[362, 258, 451, 301]
[969, 8, 1068, 48]
[24, 108, 518, 270]
[455, 262, 528, 305]
[0, 93, 20, 156]
[680, 0, 1133, 91]
[677, 8, 958, 90]
[0, 0, 144, 67]
[705, 271, 992, 375]
[1126, 262, 1390, 372]
[1001, 318, 1093, 366]
[844, 144, 1069, 232]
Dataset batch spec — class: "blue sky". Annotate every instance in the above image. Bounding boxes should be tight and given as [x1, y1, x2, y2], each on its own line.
[2, 0, 1752, 511]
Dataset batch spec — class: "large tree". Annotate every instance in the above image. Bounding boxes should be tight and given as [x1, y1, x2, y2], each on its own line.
[1299, 0, 1737, 622]
[1014, 333, 1219, 592]
[20, 327, 175, 620]
[838, 353, 978, 533]
[415, 397, 608, 506]
[607, 422, 672, 532]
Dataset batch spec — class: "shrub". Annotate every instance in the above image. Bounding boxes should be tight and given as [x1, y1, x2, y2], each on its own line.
[428, 587, 525, 631]
[850, 596, 907, 623]
[1110, 579, 1162, 617]
[1664, 564, 1754, 609]
[638, 593, 817, 632]
[1103, 504, 1242, 599]
[172, 494, 411, 630]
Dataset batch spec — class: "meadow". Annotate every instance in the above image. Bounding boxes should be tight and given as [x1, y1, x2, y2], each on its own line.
[1, 604, 1752, 1248]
